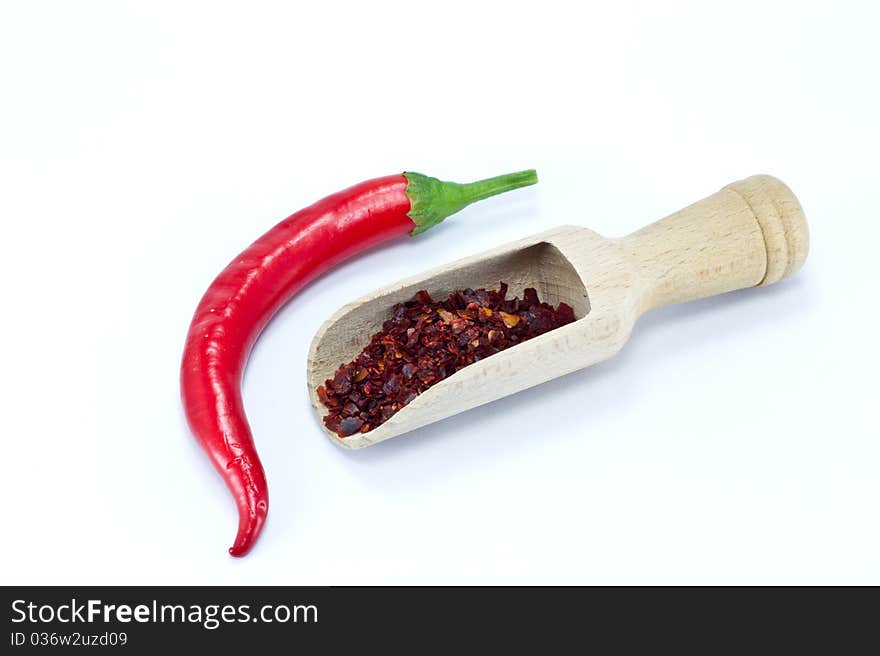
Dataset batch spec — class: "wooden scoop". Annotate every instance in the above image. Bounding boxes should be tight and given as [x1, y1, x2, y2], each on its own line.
[307, 174, 809, 449]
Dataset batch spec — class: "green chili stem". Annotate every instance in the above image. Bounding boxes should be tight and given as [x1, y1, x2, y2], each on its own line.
[456, 169, 539, 204]
[404, 169, 538, 235]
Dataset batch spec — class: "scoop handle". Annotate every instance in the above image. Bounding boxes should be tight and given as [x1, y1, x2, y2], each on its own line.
[621, 174, 809, 313]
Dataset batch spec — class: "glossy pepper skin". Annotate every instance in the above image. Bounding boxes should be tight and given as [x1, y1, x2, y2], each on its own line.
[181, 170, 537, 556]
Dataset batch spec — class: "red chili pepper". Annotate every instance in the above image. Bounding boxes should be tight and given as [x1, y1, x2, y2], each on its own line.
[181, 169, 537, 556]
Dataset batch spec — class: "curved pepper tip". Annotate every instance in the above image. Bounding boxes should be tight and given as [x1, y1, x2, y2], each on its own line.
[228, 499, 268, 557]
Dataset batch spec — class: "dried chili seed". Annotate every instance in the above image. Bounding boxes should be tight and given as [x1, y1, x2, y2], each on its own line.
[437, 308, 455, 324]
[318, 284, 577, 437]
[499, 311, 520, 328]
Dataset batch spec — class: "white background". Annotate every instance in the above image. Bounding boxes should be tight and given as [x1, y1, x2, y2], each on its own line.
[2, 1, 877, 584]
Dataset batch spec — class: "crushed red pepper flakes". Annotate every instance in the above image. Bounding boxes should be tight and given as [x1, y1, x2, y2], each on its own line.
[318, 283, 576, 437]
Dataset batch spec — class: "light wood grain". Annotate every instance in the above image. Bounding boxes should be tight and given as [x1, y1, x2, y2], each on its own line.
[307, 175, 809, 448]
